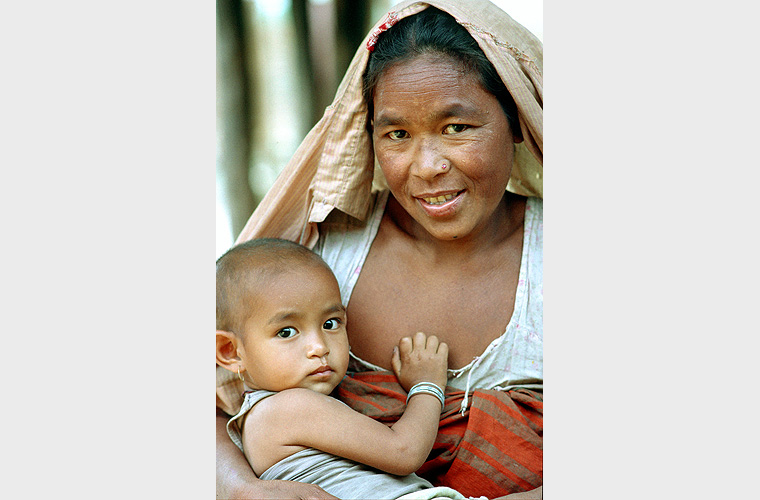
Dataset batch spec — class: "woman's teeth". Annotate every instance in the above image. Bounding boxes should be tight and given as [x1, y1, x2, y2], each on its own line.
[423, 193, 456, 205]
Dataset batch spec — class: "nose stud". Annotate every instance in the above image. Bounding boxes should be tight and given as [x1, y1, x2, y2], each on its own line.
[441, 163, 449, 171]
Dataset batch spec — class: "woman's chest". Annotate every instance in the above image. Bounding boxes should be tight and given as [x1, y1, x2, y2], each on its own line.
[345, 249, 520, 370]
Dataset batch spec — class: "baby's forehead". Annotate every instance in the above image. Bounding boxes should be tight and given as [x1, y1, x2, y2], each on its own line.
[253, 253, 329, 276]
[243, 261, 342, 311]
[244, 257, 337, 295]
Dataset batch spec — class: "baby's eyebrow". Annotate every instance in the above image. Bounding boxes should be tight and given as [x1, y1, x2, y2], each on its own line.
[266, 304, 345, 325]
[323, 304, 346, 316]
[267, 311, 300, 325]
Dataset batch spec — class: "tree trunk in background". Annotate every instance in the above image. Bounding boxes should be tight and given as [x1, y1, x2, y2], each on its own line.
[291, 0, 321, 127]
[217, 0, 257, 241]
[335, 0, 371, 80]
[294, 0, 372, 128]
[216, 0, 375, 248]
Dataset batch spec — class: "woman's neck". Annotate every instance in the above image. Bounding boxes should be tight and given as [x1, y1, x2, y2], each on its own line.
[385, 192, 526, 261]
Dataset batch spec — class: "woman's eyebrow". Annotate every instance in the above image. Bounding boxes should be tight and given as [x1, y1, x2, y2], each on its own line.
[374, 103, 479, 129]
[373, 113, 408, 129]
[431, 103, 479, 121]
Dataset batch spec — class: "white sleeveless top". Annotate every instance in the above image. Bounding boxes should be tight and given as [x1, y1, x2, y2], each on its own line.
[315, 191, 542, 411]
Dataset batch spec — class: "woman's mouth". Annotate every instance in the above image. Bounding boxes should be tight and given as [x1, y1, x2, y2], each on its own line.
[422, 192, 458, 205]
[416, 190, 464, 213]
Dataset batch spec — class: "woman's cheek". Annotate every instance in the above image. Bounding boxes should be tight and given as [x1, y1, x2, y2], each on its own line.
[377, 151, 407, 189]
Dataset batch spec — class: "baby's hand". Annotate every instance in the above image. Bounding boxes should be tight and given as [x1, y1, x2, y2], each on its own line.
[391, 331, 448, 393]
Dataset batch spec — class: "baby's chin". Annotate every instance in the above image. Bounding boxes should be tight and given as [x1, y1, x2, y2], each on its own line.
[312, 380, 343, 395]
[310, 376, 346, 396]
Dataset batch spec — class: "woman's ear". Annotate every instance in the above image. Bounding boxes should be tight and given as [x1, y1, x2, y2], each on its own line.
[216, 330, 241, 373]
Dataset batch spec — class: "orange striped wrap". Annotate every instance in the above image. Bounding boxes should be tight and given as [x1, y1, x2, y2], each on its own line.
[335, 371, 543, 497]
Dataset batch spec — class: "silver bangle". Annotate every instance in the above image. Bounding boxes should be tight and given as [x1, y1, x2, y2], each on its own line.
[406, 382, 445, 409]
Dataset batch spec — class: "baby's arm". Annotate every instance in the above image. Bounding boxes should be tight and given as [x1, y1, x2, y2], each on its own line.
[243, 332, 447, 477]
[387, 331, 448, 465]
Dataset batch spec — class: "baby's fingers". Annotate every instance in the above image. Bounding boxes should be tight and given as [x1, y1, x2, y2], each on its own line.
[425, 334, 440, 352]
[398, 335, 413, 357]
[391, 346, 402, 377]
[437, 341, 449, 361]
[412, 331, 428, 351]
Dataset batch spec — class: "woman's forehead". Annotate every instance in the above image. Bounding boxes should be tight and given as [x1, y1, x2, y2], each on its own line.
[373, 55, 489, 117]
[378, 52, 468, 82]
[375, 53, 484, 95]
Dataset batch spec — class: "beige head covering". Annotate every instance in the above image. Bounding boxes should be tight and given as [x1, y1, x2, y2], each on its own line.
[235, 0, 542, 249]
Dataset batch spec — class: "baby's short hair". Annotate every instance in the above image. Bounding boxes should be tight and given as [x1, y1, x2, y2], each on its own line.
[216, 238, 332, 334]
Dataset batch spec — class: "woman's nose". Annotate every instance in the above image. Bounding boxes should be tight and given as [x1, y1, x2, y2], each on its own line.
[411, 138, 447, 180]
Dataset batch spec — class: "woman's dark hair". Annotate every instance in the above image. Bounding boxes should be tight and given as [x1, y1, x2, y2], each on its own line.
[362, 7, 520, 137]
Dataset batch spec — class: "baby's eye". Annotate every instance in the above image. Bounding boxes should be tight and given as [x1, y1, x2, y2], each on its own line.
[388, 130, 409, 140]
[443, 124, 468, 134]
[323, 318, 342, 331]
[276, 327, 298, 339]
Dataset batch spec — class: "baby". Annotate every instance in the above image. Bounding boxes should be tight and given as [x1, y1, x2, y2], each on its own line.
[216, 238, 472, 500]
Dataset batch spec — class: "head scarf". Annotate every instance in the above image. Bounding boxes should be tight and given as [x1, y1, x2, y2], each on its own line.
[235, 0, 542, 248]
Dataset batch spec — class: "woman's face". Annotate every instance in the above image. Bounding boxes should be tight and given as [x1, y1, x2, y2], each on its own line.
[372, 53, 520, 241]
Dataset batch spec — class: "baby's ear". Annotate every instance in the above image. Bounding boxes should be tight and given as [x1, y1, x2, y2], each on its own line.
[216, 330, 240, 373]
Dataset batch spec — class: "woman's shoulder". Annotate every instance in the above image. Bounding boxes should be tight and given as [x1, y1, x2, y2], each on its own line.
[318, 190, 388, 231]
[524, 196, 543, 245]
[315, 190, 389, 305]
[526, 196, 542, 216]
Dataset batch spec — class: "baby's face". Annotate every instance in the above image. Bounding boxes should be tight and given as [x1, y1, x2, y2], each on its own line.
[236, 264, 349, 395]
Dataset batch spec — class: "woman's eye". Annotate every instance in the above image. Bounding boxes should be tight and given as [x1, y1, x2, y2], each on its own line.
[276, 327, 298, 339]
[443, 124, 468, 134]
[388, 130, 409, 140]
[323, 318, 342, 330]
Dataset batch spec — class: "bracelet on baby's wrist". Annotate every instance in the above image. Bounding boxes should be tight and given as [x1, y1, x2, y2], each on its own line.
[406, 382, 445, 409]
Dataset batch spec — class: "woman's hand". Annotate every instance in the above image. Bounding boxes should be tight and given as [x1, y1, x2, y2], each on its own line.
[223, 479, 339, 500]
[391, 331, 448, 392]
[217, 408, 339, 499]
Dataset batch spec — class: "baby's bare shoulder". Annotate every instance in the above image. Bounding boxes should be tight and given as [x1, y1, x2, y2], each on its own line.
[251, 389, 337, 419]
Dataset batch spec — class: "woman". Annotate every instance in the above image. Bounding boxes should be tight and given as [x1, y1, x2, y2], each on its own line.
[217, 1, 543, 498]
